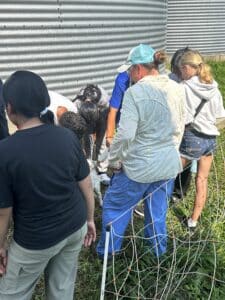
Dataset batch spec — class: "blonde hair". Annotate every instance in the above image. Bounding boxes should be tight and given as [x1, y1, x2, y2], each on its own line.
[179, 50, 213, 84]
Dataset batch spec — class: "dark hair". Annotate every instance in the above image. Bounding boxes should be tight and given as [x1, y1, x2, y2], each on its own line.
[141, 50, 167, 71]
[74, 84, 102, 104]
[170, 47, 191, 77]
[59, 111, 94, 159]
[3, 70, 54, 124]
[78, 101, 99, 134]
[78, 101, 109, 160]
[59, 111, 87, 141]
[153, 50, 167, 66]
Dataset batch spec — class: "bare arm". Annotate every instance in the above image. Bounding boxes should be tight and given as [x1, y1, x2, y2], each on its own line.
[78, 175, 96, 247]
[0, 207, 12, 275]
[106, 107, 118, 147]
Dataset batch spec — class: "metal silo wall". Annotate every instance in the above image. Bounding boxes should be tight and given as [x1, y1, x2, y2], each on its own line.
[0, 0, 167, 98]
[167, 0, 225, 56]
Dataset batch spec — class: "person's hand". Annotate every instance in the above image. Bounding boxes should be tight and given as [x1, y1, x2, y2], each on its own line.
[84, 221, 96, 247]
[108, 161, 122, 174]
[106, 137, 113, 148]
[0, 246, 8, 276]
[111, 167, 122, 174]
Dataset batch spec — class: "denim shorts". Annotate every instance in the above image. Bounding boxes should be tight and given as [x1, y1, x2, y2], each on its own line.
[180, 129, 216, 160]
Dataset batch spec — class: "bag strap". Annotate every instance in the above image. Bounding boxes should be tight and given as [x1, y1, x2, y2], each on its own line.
[193, 98, 207, 119]
[186, 98, 208, 130]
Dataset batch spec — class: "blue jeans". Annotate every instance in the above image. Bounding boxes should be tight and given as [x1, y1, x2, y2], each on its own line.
[180, 129, 216, 160]
[96, 172, 174, 257]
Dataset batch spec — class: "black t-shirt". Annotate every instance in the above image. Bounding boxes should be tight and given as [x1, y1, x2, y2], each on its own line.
[0, 124, 89, 250]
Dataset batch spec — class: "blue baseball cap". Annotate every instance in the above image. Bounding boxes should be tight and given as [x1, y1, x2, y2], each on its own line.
[117, 44, 156, 73]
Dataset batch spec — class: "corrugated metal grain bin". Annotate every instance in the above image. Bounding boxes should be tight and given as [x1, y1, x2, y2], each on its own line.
[0, 0, 167, 98]
[167, 0, 225, 56]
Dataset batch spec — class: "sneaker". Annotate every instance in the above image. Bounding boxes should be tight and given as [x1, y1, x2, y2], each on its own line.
[98, 173, 110, 186]
[134, 203, 144, 218]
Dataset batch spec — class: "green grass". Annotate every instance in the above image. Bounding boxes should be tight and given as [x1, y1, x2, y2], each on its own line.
[208, 61, 225, 100]
[32, 62, 225, 299]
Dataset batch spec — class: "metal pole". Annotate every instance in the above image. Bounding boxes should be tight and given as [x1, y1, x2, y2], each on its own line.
[100, 225, 111, 300]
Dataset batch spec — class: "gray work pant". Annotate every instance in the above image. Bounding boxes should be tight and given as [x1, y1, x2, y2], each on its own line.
[0, 223, 87, 300]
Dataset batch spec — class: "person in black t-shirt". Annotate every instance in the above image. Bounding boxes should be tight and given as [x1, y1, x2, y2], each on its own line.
[0, 70, 96, 300]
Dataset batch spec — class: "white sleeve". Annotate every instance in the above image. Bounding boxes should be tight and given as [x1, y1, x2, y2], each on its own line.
[215, 91, 225, 118]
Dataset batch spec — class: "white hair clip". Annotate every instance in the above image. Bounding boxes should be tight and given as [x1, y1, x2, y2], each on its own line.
[40, 107, 48, 117]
